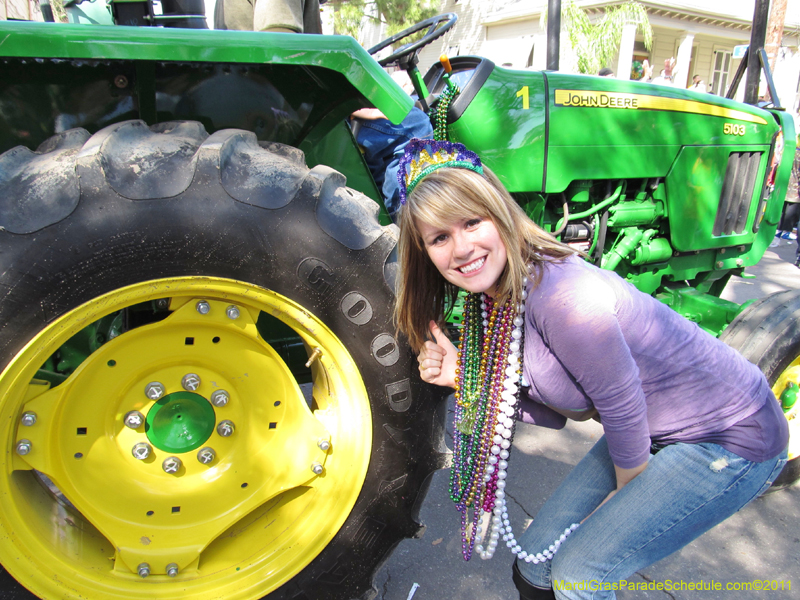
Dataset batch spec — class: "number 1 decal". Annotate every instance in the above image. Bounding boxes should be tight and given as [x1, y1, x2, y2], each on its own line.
[516, 86, 530, 110]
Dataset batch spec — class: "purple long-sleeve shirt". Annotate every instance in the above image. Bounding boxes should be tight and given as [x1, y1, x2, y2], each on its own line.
[521, 255, 788, 468]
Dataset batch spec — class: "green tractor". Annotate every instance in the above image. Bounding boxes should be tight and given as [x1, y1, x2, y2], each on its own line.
[0, 1, 795, 598]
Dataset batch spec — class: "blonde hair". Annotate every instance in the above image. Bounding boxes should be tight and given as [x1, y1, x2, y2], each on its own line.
[395, 166, 577, 352]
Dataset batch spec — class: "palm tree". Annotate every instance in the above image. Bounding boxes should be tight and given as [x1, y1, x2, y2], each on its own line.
[562, 0, 653, 75]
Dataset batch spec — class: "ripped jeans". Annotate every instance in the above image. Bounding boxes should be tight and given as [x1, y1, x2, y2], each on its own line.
[515, 436, 788, 600]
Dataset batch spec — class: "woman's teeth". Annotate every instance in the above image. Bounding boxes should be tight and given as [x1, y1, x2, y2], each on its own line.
[459, 257, 485, 274]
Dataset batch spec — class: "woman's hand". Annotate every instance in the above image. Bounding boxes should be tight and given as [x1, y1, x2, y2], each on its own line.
[417, 321, 458, 388]
[581, 460, 648, 523]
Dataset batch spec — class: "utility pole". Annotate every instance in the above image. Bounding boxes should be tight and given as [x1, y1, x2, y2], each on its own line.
[745, 0, 770, 105]
[547, 0, 561, 71]
[765, 0, 787, 71]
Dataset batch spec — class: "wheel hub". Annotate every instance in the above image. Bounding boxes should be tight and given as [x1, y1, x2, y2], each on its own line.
[145, 392, 216, 453]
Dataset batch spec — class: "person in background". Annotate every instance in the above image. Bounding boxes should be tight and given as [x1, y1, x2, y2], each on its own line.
[651, 57, 676, 86]
[772, 138, 800, 264]
[215, 0, 322, 33]
[794, 139, 800, 266]
[651, 70, 672, 86]
[639, 59, 654, 82]
[688, 74, 707, 92]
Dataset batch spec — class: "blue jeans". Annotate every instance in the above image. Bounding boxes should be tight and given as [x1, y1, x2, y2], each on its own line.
[515, 436, 788, 600]
[355, 107, 433, 221]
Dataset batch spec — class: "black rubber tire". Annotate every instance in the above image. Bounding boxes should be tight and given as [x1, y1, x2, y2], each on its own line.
[0, 120, 448, 599]
[719, 289, 800, 490]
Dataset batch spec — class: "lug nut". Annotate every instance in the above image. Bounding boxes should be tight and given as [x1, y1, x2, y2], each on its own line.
[311, 462, 324, 475]
[210, 390, 229, 407]
[197, 447, 216, 464]
[216, 420, 235, 437]
[132, 442, 152, 460]
[15, 440, 32, 456]
[145, 382, 166, 401]
[124, 410, 145, 429]
[137, 563, 150, 578]
[166, 563, 179, 578]
[317, 439, 331, 452]
[162, 456, 182, 473]
[20, 411, 37, 427]
[226, 305, 240, 320]
[182, 373, 201, 391]
[196, 300, 211, 315]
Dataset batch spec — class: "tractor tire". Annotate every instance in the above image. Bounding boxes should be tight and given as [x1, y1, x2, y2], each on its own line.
[719, 289, 800, 490]
[0, 121, 448, 600]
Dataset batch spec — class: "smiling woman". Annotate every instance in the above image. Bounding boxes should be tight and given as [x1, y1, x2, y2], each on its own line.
[416, 216, 507, 297]
[392, 138, 790, 600]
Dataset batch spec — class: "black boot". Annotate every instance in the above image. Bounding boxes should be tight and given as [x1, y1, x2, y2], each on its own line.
[512, 561, 556, 600]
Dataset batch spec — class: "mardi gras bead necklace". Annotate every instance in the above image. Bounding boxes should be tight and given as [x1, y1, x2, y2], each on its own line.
[451, 279, 579, 562]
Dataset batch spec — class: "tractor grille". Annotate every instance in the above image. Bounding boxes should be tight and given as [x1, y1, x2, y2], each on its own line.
[713, 151, 763, 236]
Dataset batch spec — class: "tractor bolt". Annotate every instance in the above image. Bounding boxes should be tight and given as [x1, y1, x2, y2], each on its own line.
[166, 563, 179, 578]
[124, 410, 145, 429]
[197, 447, 216, 464]
[182, 373, 201, 391]
[216, 420, 235, 437]
[196, 300, 211, 315]
[736, 259, 744, 267]
[226, 305, 240, 320]
[210, 390, 229, 407]
[715, 261, 724, 269]
[311, 462, 324, 475]
[162, 456, 182, 474]
[145, 382, 166, 401]
[132, 442, 152, 460]
[114, 75, 129, 89]
[20, 411, 37, 427]
[317, 439, 331, 452]
[137, 563, 150, 578]
[15, 440, 32, 456]
[155, 298, 170, 310]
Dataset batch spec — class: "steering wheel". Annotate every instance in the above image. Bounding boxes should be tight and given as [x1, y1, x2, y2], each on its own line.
[367, 13, 457, 67]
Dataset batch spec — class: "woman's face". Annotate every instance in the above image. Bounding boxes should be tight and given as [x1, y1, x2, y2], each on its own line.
[417, 216, 508, 297]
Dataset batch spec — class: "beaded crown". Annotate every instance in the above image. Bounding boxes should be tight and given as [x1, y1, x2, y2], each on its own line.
[397, 138, 483, 205]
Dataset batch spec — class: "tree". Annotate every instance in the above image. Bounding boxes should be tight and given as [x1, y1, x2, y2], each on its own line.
[328, 0, 438, 42]
[561, 0, 653, 75]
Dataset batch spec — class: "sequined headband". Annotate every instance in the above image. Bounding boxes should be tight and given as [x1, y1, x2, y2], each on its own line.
[397, 138, 484, 205]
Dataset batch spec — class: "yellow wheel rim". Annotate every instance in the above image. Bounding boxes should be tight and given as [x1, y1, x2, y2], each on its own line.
[0, 277, 371, 599]
[771, 358, 800, 462]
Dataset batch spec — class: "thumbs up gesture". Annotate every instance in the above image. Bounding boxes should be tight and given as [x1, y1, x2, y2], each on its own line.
[417, 321, 458, 388]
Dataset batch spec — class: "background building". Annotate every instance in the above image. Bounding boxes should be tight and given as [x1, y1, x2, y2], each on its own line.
[417, 0, 800, 117]
[1, 0, 43, 20]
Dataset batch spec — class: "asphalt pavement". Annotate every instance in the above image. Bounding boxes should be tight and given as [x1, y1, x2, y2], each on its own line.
[373, 241, 800, 600]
